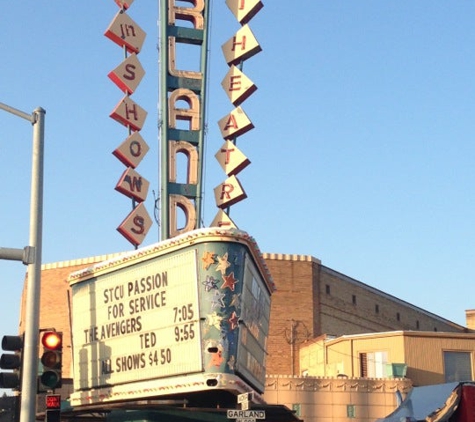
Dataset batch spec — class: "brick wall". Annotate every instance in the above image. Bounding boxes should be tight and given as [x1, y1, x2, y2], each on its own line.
[21, 251, 468, 385]
[263, 254, 467, 377]
[19, 256, 118, 380]
[318, 266, 465, 335]
[264, 255, 318, 376]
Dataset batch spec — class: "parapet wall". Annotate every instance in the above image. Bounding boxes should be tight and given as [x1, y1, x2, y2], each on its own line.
[263, 375, 412, 422]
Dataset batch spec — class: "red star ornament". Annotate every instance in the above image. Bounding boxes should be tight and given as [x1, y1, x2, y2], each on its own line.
[228, 311, 239, 330]
[222, 272, 238, 291]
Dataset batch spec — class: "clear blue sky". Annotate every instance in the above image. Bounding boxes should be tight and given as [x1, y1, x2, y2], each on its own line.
[1, 0, 475, 345]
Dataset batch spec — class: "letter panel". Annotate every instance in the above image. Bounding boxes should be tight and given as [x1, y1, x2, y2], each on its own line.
[105, 11, 146, 54]
[108, 53, 145, 94]
[168, 0, 205, 30]
[169, 141, 199, 184]
[168, 194, 198, 237]
[117, 203, 152, 246]
[113, 132, 150, 169]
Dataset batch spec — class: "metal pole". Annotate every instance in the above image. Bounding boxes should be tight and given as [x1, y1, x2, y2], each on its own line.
[0, 247, 35, 264]
[159, 0, 169, 241]
[19, 107, 45, 422]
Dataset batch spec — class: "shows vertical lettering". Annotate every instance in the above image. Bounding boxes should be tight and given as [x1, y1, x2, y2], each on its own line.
[124, 175, 143, 192]
[125, 103, 139, 121]
[129, 140, 142, 157]
[123, 63, 137, 81]
[131, 215, 145, 235]
[120, 23, 137, 38]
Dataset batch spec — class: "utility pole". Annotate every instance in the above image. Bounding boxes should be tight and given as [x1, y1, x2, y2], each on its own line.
[0, 102, 45, 422]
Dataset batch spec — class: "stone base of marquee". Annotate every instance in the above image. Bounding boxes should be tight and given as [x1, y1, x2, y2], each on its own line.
[69, 373, 266, 407]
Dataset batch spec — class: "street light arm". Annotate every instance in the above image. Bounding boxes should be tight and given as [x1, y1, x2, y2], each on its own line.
[0, 102, 35, 123]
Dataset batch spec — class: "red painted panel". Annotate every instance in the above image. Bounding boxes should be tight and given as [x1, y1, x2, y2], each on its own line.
[457, 385, 475, 422]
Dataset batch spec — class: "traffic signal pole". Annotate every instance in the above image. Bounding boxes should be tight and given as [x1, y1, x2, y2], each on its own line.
[0, 103, 45, 422]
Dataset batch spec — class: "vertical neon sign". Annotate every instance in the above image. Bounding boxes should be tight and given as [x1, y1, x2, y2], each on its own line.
[159, 0, 211, 240]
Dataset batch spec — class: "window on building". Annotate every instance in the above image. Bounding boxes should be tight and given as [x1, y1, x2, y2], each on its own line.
[375, 304, 379, 314]
[396, 312, 400, 321]
[416, 320, 420, 329]
[444, 351, 473, 382]
[292, 404, 301, 417]
[352, 295, 357, 305]
[359, 351, 388, 377]
[325, 284, 330, 294]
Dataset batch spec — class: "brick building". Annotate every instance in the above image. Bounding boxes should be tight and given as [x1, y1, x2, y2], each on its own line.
[264, 253, 468, 377]
[20, 251, 468, 383]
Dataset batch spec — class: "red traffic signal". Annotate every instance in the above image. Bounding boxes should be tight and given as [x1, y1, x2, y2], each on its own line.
[39, 331, 62, 391]
[41, 332, 62, 350]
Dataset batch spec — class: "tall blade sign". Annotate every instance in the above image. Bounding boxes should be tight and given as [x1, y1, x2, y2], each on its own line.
[212, 0, 264, 229]
[159, 0, 211, 240]
[105, 1, 152, 247]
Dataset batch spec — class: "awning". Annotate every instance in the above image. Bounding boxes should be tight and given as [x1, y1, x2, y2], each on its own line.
[376, 382, 473, 422]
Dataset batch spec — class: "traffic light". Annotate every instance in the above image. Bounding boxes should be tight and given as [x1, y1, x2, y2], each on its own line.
[0, 335, 23, 389]
[38, 331, 62, 391]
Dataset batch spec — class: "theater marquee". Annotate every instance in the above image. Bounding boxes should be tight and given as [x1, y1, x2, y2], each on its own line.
[69, 228, 275, 406]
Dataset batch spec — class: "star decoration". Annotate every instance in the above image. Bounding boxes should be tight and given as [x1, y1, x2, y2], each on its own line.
[230, 293, 241, 309]
[211, 290, 226, 310]
[202, 275, 218, 292]
[227, 355, 236, 370]
[201, 251, 216, 270]
[207, 312, 223, 330]
[228, 311, 239, 330]
[216, 252, 231, 276]
[222, 272, 238, 291]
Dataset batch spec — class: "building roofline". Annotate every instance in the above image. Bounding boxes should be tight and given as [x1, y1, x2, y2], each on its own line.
[262, 253, 321, 264]
[322, 330, 475, 346]
[42, 252, 321, 271]
[321, 265, 467, 331]
[40, 250, 466, 332]
[41, 253, 123, 270]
